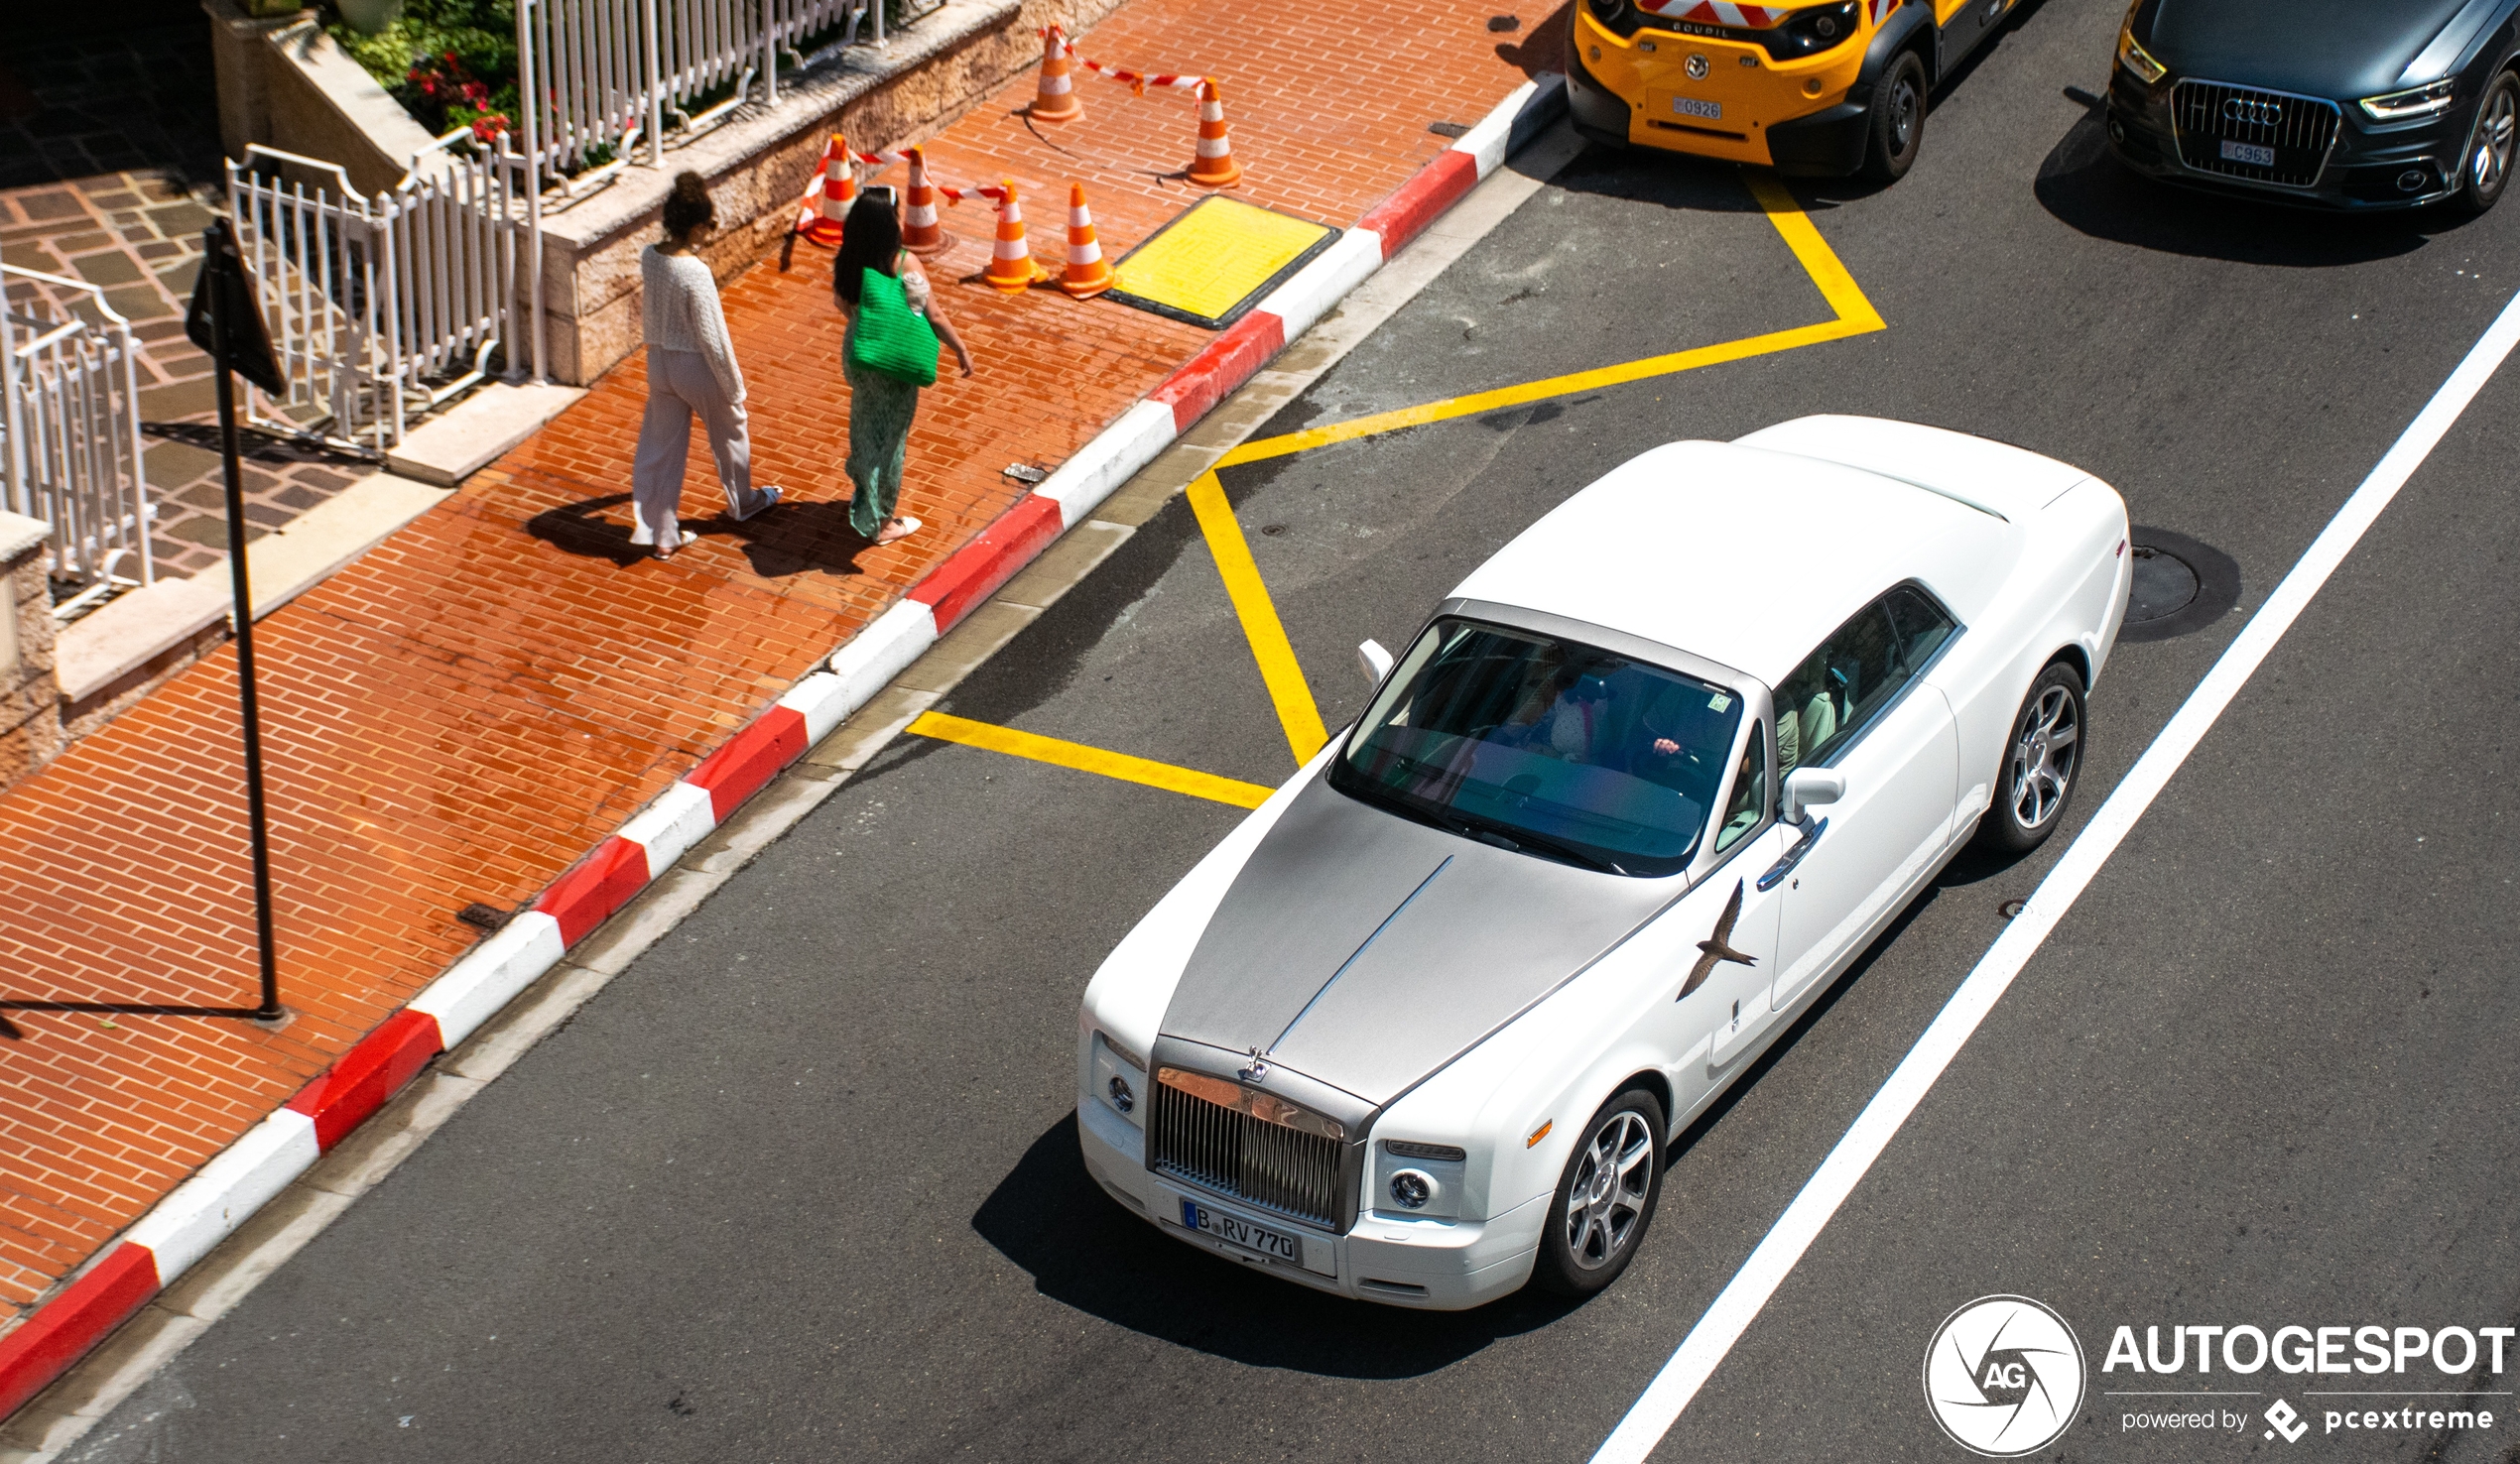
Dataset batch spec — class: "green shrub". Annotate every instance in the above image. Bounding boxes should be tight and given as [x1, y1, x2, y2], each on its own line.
[325, 0, 520, 139]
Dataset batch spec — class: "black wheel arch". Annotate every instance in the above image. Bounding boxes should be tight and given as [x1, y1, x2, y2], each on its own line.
[1857, 1, 1938, 91]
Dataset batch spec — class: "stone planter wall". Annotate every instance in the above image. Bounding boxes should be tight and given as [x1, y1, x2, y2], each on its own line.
[0, 515, 63, 794]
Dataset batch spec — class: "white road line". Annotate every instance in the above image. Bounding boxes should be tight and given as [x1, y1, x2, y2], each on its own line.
[1588, 285, 2520, 1464]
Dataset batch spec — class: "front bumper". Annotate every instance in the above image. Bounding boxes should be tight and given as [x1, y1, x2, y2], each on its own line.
[1076, 1095, 1547, 1310]
[2104, 63, 2469, 210]
[1570, 6, 1869, 170]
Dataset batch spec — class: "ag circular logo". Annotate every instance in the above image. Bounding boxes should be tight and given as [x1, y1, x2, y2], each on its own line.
[1923, 1294, 2085, 1456]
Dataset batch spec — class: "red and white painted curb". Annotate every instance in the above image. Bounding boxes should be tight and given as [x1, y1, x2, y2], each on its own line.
[0, 72, 1566, 1423]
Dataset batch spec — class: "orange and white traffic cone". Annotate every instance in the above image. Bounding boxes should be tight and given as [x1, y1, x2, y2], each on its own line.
[1031, 26, 1082, 123]
[1187, 79, 1242, 188]
[1059, 182, 1114, 299]
[805, 134, 855, 245]
[900, 148, 955, 257]
[983, 181, 1049, 291]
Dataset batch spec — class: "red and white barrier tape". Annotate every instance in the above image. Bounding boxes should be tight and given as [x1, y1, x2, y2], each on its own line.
[1042, 31, 1205, 96]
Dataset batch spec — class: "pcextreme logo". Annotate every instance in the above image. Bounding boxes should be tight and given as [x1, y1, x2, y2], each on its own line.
[1924, 1294, 2088, 1456]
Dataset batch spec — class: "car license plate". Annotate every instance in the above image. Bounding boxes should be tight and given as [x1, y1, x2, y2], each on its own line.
[1672, 95, 1722, 120]
[1180, 1198, 1301, 1263]
[2219, 138, 2276, 168]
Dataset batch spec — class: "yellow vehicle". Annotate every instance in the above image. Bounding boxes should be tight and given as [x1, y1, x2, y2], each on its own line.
[1567, 0, 2017, 180]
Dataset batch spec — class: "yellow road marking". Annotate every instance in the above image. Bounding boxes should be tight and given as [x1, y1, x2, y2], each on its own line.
[909, 177, 1881, 811]
[908, 711, 1275, 808]
[1185, 471, 1330, 764]
[1214, 172, 1882, 469]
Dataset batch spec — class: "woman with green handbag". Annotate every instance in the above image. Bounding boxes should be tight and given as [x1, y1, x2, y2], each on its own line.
[832, 189, 974, 546]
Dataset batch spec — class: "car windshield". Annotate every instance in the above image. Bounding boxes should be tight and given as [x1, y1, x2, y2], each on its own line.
[1329, 618, 1743, 877]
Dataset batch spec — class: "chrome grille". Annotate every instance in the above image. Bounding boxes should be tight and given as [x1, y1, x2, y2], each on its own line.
[1150, 1069, 1345, 1230]
[2171, 80, 2340, 188]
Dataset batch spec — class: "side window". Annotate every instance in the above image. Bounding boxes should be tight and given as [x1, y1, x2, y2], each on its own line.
[1882, 583, 1958, 675]
[1714, 721, 1766, 853]
[1775, 596, 1915, 773]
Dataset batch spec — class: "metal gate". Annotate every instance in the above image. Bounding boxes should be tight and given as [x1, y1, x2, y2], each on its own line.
[226, 133, 528, 454]
[0, 265, 152, 617]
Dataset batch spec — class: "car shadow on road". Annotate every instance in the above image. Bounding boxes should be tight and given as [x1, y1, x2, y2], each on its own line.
[2035, 105, 2450, 265]
[973, 1113, 1585, 1378]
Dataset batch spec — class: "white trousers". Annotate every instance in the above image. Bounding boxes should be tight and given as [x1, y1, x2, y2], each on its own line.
[630, 347, 764, 549]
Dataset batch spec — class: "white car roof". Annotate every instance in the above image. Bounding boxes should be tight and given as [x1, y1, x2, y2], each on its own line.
[1448, 434, 2022, 685]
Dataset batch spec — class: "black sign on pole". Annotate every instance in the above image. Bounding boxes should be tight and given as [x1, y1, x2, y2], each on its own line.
[185, 218, 289, 1023]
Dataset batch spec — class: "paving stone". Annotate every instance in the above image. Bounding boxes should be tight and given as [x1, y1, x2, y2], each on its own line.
[12, 189, 80, 220]
[143, 437, 222, 484]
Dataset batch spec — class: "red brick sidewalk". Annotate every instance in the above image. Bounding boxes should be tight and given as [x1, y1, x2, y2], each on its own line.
[0, 0, 1562, 1324]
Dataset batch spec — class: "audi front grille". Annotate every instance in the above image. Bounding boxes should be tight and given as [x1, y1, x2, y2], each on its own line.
[2171, 79, 2340, 188]
[1150, 1067, 1347, 1231]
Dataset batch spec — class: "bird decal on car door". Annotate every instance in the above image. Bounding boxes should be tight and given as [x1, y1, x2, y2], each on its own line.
[1680, 879, 1757, 1000]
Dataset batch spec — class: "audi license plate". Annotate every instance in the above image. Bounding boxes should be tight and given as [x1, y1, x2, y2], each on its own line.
[1180, 1199, 1300, 1263]
[1672, 95, 1722, 120]
[2219, 138, 2276, 168]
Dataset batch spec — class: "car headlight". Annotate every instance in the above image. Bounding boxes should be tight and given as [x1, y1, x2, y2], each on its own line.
[2361, 78, 2457, 120]
[2115, 21, 2166, 84]
[1373, 1139, 1467, 1220]
[1091, 1032, 1148, 1128]
[1768, 0, 1859, 58]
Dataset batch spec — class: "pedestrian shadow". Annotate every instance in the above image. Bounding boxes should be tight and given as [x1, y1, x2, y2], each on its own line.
[2034, 101, 2442, 265]
[971, 1113, 1583, 1378]
[524, 491, 876, 576]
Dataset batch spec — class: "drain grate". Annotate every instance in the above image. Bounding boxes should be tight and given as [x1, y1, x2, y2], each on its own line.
[2119, 527, 2240, 642]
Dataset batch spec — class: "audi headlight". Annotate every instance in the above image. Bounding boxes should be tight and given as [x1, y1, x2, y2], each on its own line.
[2115, 22, 2166, 84]
[1770, 0, 1859, 58]
[2361, 78, 2457, 120]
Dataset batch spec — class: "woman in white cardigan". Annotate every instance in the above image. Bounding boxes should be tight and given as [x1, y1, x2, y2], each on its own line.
[629, 172, 782, 560]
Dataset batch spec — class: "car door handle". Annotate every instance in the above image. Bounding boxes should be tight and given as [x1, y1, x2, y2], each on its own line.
[1755, 816, 1827, 893]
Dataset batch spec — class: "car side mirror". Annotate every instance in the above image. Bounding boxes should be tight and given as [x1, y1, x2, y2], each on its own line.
[1780, 768, 1845, 826]
[1357, 639, 1394, 686]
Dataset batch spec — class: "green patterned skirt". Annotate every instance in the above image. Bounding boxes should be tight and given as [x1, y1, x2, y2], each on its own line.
[842, 314, 923, 538]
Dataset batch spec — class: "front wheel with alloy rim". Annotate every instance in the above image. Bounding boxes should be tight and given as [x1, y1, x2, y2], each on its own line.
[1860, 50, 1929, 183]
[1975, 662, 2085, 854]
[1534, 1088, 1667, 1296]
[2453, 71, 2518, 215]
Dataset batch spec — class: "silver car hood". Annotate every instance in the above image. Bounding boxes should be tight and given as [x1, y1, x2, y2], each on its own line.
[1159, 774, 1677, 1107]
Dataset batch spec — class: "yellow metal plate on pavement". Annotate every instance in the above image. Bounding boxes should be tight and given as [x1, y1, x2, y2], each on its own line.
[1108, 195, 1338, 329]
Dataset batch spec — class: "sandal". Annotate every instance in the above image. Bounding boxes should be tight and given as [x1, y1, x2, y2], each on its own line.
[873, 515, 921, 546]
[732, 485, 784, 523]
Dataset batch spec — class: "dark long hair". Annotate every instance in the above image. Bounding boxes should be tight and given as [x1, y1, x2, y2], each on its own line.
[832, 193, 903, 305]
[662, 171, 714, 243]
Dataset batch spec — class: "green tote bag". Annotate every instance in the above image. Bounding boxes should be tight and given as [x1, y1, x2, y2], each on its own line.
[847, 267, 941, 387]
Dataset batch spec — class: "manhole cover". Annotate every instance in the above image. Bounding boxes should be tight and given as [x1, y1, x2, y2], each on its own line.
[2125, 544, 2199, 623]
[2118, 526, 2240, 642]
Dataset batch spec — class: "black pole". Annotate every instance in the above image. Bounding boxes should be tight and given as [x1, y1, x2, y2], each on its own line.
[207, 284, 283, 1023]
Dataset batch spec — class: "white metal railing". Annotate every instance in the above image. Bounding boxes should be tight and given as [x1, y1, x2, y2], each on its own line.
[0, 266, 152, 618]
[226, 136, 526, 452]
[516, 0, 895, 202]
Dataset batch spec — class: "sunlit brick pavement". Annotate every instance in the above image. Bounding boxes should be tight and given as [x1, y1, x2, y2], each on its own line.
[0, 0, 1563, 1319]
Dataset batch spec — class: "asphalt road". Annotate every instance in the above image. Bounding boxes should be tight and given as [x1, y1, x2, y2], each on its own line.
[60, 0, 2520, 1457]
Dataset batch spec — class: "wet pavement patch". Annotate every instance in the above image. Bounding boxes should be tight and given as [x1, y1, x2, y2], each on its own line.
[2119, 526, 2241, 642]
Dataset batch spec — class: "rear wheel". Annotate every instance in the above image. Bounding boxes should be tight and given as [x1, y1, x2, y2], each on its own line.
[1975, 662, 2085, 854]
[2452, 71, 2519, 215]
[1860, 51, 1929, 183]
[1533, 1088, 1667, 1296]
